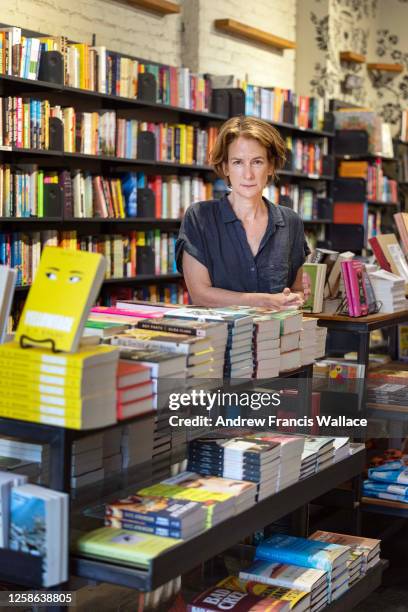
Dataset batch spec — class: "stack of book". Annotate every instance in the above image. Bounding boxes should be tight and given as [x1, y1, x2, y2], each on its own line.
[187, 436, 281, 501]
[250, 434, 304, 491]
[315, 327, 328, 359]
[300, 318, 318, 365]
[239, 561, 328, 611]
[71, 433, 104, 489]
[303, 436, 335, 472]
[105, 494, 207, 539]
[309, 532, 360, 586]
[135, 316, 228, 379]
[363, 460, 408, 505]
[0, 342, 119, 429]
[333, 438, 350, 462]
[309, 531, 380, 580]
[251, 312, 281, 378]
[153, 413, 172, 458]
[273, 311, 303, 373]
[165, 307, 254, 379]
[120, 416, 155, 469]
[254, 534, 351, 603]
[112, 328, 211, 380]
[102, 428, 122, 477]
[299, 448, 317, 480]
[116, 360, 153, 420]
[9, 484, 69, 587]
[212, 575, 311, 611]
[369, 233, 408, 292]
[0, 438, 49, 485]
[119, 347, 185, 410]
[138, 472, 257, 527]
[368, 269, 408, 313]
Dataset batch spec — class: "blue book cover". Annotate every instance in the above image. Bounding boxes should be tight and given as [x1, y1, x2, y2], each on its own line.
[255, 534, 348, 572]
[364, 480, 408, 499]
[9, 490, 46, 556]
[368, 467, 408, 485]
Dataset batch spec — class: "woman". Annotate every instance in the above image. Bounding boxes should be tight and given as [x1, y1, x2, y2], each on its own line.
[176, 116, 309, 310]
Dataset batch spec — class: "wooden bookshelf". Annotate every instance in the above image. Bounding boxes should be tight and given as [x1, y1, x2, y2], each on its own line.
[214, 19, 296, 51]
[367, 63, 403, 73]
[339, 51, 366, 64]
[119, 0, 180, 15]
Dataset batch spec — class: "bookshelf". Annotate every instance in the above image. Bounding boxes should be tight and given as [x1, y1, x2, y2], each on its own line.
[120, 0, 181, 15]
[339, 52, 366, 64]
[367, 63, 404, 73]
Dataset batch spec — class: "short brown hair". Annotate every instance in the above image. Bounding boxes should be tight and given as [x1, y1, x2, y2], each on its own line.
[210, 116, 286, 183]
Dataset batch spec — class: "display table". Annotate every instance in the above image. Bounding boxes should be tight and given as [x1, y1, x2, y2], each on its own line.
[304, 310, 408, 367]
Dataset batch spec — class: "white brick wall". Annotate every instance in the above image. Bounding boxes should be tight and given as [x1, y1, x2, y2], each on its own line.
[0, 0, 296, 89]
[197, 0, 296, 89]
[0, 0, 183, 64]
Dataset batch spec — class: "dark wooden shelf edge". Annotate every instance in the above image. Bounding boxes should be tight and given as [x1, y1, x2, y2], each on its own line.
[0, 548, 44, 587]
[15, 273, 182, 292]
[0, 217, 182, 224]
[0, 74, 227, 121]
[324, 560, 388, 612]
[70, 448, 365, 590]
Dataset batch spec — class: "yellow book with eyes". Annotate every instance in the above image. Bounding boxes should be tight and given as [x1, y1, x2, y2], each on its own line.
[15, 247, 106, 353]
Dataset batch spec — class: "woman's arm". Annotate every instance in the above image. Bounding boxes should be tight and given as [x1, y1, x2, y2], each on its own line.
[183, 252, 302, 309]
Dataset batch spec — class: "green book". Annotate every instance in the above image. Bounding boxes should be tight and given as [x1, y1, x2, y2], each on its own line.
[37, 171, 44, 218]
[74, 527, 181, 568]
[303, 264, 319, 312]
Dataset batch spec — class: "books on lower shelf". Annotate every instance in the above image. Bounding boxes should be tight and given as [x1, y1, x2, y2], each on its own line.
[363, 460, 408, 504]
[0, 229, 180, 286]
[9, 483, 69, 587]
[191, 529, 381, 609]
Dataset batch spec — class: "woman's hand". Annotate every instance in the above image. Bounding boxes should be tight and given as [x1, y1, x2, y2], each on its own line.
[265, 288, 304, 310]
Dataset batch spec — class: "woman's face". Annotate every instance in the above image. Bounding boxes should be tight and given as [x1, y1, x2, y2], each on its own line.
[223, 136, 274, 200]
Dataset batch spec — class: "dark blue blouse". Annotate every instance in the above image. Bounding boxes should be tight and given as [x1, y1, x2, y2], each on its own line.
[176, 195, 309, 293]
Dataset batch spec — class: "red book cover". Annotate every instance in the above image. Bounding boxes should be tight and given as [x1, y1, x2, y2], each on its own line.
[341, 260, 355, 316]
[117, 361, 151, 388]
[188, 587, 289, 611]
[369, 237, 392, 272]
[333, 202, 366, 225]
[346, 260, 368, 317]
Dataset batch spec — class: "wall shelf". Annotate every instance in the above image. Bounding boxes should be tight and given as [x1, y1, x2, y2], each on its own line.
[118, 0, 180, 15]
[214, 19, 296, 51]
[367, 63, 403, 73]
[340, 51, 366, 64]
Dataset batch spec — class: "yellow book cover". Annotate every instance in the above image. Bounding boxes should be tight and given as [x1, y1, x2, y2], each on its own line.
[0, 404, 83, 428]
[0, 384, 108, 408]
[15, 247, 106, 352]
[0, 369, 88, 396]
[0, 341, 118, 367]
[177, 125, 186, 164]
[74, 527, 181, 568]
[218, 576, 310, 607]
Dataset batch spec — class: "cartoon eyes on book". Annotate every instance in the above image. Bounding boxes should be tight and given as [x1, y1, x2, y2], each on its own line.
[45, 268, 83, 283]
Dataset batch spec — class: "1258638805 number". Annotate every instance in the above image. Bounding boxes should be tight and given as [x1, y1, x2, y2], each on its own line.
[0, 592, 76, 607]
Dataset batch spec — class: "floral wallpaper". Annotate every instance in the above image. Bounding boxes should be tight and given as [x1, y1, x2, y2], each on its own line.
[305, 0, 408, 135]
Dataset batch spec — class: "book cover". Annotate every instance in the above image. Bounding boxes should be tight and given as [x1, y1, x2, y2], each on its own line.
[106, 495, 205, 528]
[15, 247, 106, 352]
[188, 586, 290, 611]
[219, 576, 310, 609]
[255, 534, 349, 572]
[75, 527, 181, 568]
[238, 560, 327, 592]
[309, 531, 379, 568]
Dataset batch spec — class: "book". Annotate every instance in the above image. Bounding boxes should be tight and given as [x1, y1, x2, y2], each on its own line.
[0, 471, 27, 547]
[341, 260, 368, 317]
[188, 585, 291, 611]
[9, 484, 68, 587]
[0, 266, 16, 343]
[309, 531, 380, 574]
[74, 527, 181, 568]
[112, 329, 211, 355]
[117, 361, 151, 388]
[15, 247, 106, 352]
[239, 560, 327, 593]
[219, 576, 310, 612]
[118, 347, 186, 377]
[105, 495, 206, 538]
[255, 534, 350, 573]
